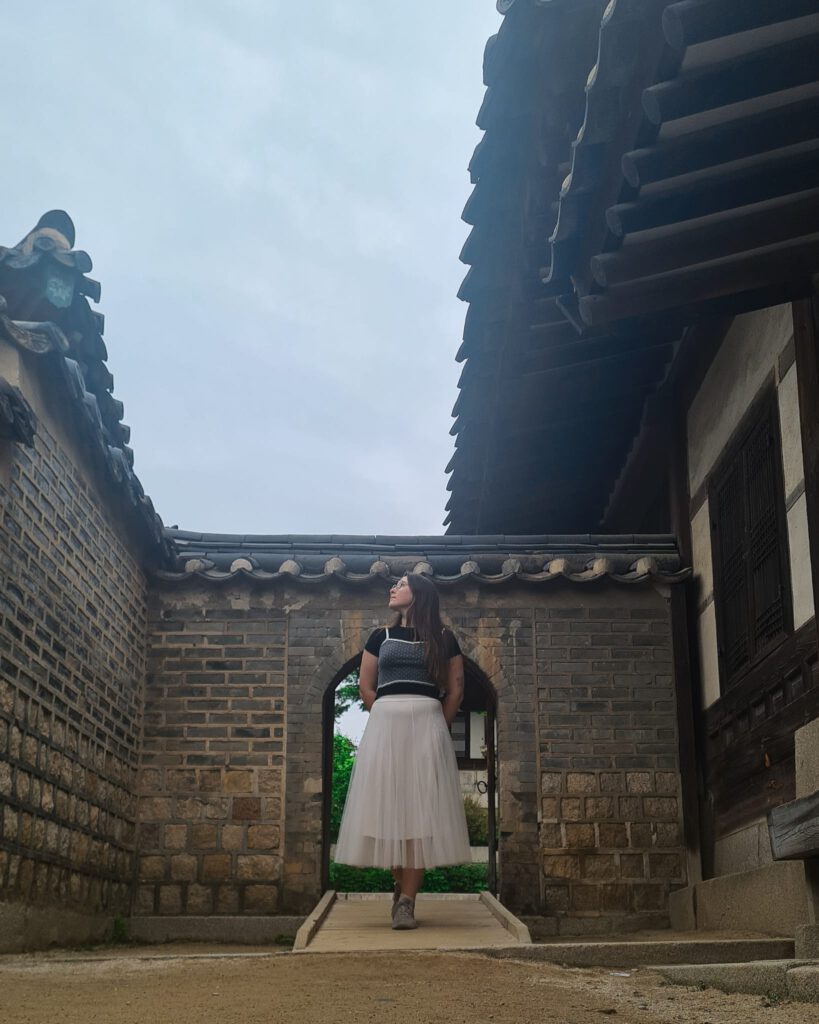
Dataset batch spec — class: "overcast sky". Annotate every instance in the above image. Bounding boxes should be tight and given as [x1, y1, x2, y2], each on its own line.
[3, 2, 500, 536]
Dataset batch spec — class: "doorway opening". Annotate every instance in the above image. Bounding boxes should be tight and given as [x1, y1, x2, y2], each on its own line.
[320, 654, 499, 893]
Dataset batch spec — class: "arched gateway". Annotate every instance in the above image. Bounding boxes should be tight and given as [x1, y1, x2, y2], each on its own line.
[133, 532, 690, 933]
[320, 653, 499, 894]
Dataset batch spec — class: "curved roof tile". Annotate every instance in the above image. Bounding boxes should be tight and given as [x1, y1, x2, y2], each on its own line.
[159, 529, 689, 587]
[0, 212, 173, 564]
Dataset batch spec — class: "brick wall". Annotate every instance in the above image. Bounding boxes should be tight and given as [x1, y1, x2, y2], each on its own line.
[146, 581, 685, 929]
[136, 603, 287, 916]
[536, 604, 683, 934]
[0, 403, 147, 945]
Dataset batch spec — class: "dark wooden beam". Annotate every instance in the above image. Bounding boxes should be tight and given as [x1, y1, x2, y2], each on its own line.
[580, 231, 819, 326]
[642, 33, 819, 126]
[792, 293, 819, 658]
[671, 584, 705, 883]
[593, 186, 819, 288]
[768, 791, 819, 860]
[662, 0, 818, 51]
[609, 138, 819, 238]
[622, 94, 819, 190]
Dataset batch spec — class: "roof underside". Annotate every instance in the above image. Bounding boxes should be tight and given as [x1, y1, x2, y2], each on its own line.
[448, 0, 819, 535]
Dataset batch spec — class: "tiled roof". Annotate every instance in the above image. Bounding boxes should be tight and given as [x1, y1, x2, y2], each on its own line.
[546, 0, 819, 326]
[158, 529, 689, 586]
[449, 0, 819, 532]
[0, 212, 173, 564]
[447, 0, 678, 534]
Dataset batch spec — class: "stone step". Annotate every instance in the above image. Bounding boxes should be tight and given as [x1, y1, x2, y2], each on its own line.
[655, 959, 819, 1003]
[480, 937, 795, 968]
[294, 891, 532, 952]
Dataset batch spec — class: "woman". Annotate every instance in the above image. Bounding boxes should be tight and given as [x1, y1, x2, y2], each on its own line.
[334, 573, 471, 930]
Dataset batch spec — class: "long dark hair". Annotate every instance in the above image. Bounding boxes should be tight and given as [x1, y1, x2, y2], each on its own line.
[389, 573, 449, 686]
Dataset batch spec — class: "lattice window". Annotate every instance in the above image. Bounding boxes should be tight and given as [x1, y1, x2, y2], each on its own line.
[710, 390, 792, 689]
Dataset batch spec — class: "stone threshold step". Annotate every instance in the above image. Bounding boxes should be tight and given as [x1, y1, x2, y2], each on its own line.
[655, 959, 819, 1003]
[478, 937, 795, 968]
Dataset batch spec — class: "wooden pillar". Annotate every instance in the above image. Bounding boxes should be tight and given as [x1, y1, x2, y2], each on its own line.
[792, 293, 819, 651]
[668, 397, 705, 885]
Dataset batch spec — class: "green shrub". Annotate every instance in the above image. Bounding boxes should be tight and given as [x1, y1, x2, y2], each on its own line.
[330, 734, 356, 842]
[463, 795, 489, 846]
[329, 861, 487, 893]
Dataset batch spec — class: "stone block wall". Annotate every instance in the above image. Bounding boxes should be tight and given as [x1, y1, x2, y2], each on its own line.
[0, 398, 147, 948]
[535, 603, 684, 933]
[145, 580, 686, 930]
[136, 603, 287, 916]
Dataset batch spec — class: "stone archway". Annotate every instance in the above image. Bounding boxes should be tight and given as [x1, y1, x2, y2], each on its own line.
[316, 649, 502, 897]
[320, 653, 363, 892]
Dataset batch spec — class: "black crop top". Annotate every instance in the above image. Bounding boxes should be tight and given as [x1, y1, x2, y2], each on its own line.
[364, 626, 461, 658]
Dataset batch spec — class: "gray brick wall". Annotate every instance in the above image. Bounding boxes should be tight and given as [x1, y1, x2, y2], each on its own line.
[137, 603, 287, 915]
[0, 419, 146, 924]
[536, 603, 682, 933]
[146, 581, 685, 929]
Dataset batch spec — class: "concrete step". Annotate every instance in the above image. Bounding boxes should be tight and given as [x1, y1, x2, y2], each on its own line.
[479, 937, 795, 968]
[670, 862, 812, 934]
[655, 959, 819, 1003]
[294, 891, 531, 953]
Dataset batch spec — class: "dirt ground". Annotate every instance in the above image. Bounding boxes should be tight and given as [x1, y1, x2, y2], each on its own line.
[1, 946, 815, 1024]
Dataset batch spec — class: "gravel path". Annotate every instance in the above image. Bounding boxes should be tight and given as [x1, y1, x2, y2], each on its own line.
[2, 947, 815, 1023]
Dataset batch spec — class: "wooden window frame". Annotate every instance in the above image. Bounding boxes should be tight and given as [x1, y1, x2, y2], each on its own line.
[709, 383, 794, 693]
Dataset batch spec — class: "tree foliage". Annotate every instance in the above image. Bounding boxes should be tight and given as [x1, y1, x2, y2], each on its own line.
[329, 861, 488, 893]
[330, 732, 356, 842]
[333, 670, 364, 721]
[463, 794, 489, 846]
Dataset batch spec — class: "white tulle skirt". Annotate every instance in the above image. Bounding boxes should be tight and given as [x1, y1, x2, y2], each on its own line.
[334, 696, 472, 869]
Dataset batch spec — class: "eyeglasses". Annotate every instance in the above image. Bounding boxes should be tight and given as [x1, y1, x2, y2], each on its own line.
[390, 579, 409, 592]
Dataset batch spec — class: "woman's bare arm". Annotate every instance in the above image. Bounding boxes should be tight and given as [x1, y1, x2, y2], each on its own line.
[441, 654, 464, 726]
[358, 650, 379, 711]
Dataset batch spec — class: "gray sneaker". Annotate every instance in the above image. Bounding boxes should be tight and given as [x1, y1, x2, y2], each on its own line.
[391, 882, 401, 920]
[391, 896, 418, 930]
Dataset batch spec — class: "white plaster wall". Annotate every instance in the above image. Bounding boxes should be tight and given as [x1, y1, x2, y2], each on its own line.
[688, 304, 793, 495]
[778, 360, 814, 630]
[698, 600, 720, 709]
[691, 498, 721, 709]
[691, 499, 713, 603]
[778, 363, 806, 501]
[787, 493, 815, 629]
